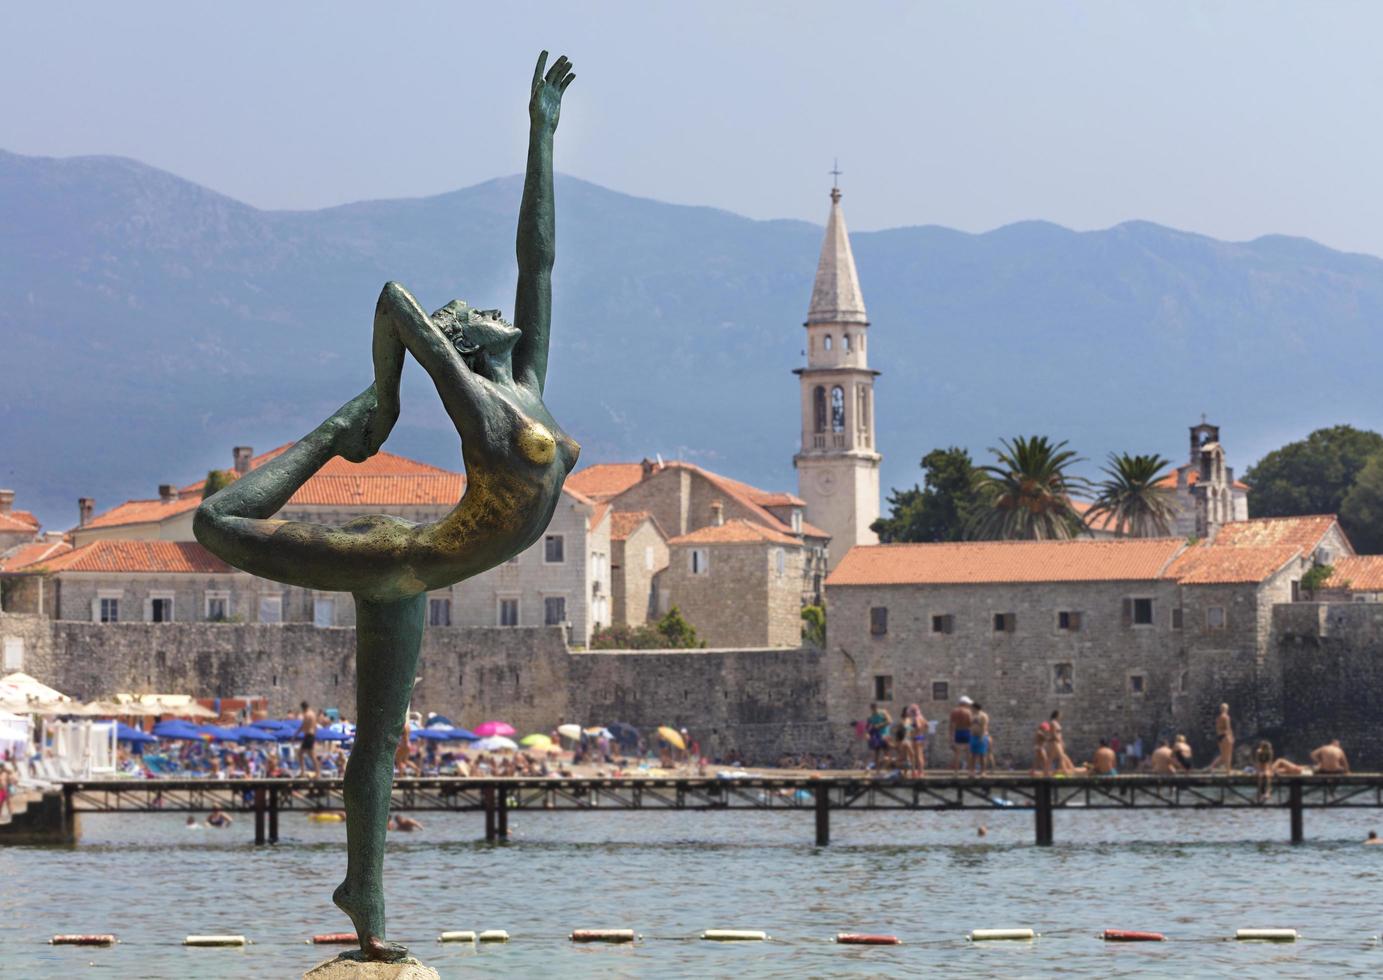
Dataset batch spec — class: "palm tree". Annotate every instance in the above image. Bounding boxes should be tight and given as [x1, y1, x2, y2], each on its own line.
[1084, 453, 1177, 537]
[968, 436, 1090, 540]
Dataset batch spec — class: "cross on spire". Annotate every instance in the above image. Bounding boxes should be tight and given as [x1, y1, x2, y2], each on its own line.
[829, 159, 842, 203]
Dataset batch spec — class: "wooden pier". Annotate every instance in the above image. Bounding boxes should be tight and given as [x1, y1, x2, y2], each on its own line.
[48, 773, 1383, 848]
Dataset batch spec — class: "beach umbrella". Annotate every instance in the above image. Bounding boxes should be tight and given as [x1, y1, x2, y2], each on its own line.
[582, 726, 613, 739]
[473, 721, 516, 738]
[114, 722, 157, 744]
[314, 726, 353, 742]
[519, 733, 553, 750]
[657, 726, 686, 750]
[474, 735, 518, 752]
[558, 724, 583, 740]
[151, 720, 206, 741]
[228, 726, 278, 742]
[606, 722, 640, 745]
[424, 714, 457, 728]
[198, 725, 239, 741]
[411, 727, 455, 742]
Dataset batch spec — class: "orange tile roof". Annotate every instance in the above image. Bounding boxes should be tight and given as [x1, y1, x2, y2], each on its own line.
[669, 519, 800, 547]
[285, 473, 464, 507]
[0, 510, 39, 532]
[0, 539, 73, 572]
[828, 538, 1187, 587]
[1166, 543, 1303, 584]
[1325, 556, 1383, 592]
[1155, 468, 1250, 491]
[610, 511, 656, 541]
[83, 495, 202, 530]
[565, 463, 646, 501]
[36, 540, 233, 574]
[1069, 499, 1119, 533]
[1211, 515, 1339, 553]
[588, 502, 611, 532]
[800, 521, 831, 539]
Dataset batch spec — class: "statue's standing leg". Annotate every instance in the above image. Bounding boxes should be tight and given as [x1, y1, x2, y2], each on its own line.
[333, 592, 426, 962]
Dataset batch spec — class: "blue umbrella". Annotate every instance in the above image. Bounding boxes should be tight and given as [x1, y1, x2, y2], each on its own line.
[151, 720, 206, 741]
[229, 725, 278, 742]
[198, 725, 239, 741]
[424, 714, 457, 728]
[113, 722, 157, 744]
[313, 726, 353, 742]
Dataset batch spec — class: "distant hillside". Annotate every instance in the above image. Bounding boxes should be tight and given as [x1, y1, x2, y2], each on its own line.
[2, 148, 1381, 530]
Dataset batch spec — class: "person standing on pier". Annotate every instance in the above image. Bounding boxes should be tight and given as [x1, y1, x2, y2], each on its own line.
[866, 703, 892, 769]
[1209, 704, 1234, 774]
[297, 701, 320, 778]
[949, 697, 973, 772]
[1032, 722, 1050, 776]
[968, 703, 992, 775]
[1254, 739, 1275, 802]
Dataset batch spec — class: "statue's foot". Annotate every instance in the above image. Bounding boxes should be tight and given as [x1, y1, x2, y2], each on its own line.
[334, 881, 407, 962]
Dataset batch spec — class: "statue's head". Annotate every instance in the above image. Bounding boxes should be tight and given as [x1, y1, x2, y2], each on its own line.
[432, 301, 520, 376]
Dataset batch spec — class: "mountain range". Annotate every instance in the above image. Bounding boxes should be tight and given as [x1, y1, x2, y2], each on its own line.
[3, 148, 1382, 531]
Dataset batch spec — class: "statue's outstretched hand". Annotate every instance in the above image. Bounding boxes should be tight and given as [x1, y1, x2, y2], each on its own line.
[327, 383, 396, 464]
[530, 51, 574, 132]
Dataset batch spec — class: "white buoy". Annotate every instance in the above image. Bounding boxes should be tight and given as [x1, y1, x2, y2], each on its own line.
[968, 928, 1036, 942]
[183, 935, 248, 947]
[1235, 928, 1297, 942]
[701, 929, 768, 941]
[477, 930, 510, 943]
[438, 931, 477, 943]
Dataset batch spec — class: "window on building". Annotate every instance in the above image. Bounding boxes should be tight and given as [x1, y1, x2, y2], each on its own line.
[931, 614, 954, 634]
[1128, 673, 1147, 696]
[1172, 607, 1184, 630]
[313, 596, 335, 628]
[99, 596, 120, 623]
[843, 332, 851, 351]
[869, 606, 888, 635]
[774, 548, 786, 576]
[1123, 597, 1154, 626]
[544, 534, 565, 564]
[428, 597, 452, 627]
[1178, 669, 1190, 694]
[644, 545, 655, 571]
[258, 595, 283, 624]
[931, 681, 949, 702]
[824, 334, 832, 351]
[830, 386, 845, 432]
[205, 592, 229, 622]
[689, 548, 709, 576]
[813, 386, 827, 433]
[1058, 610, 1083, 631]
[1052, 662, 1074, 695]
[1206, 605, 1226, 630]
[149, 596, 173, 623]
[856, 384, 869, 431]
[544, 596, 567, 626]
[498, 598, 519, 627]
[3, 637, 24, 671]
[873, 674, 893, 701]
[791, 509, 803, 533]
[993, 612, 1016, 633]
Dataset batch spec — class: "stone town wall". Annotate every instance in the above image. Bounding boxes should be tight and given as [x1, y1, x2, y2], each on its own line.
[1276, 601, 1383, 769]
[3, 615, 833, 763]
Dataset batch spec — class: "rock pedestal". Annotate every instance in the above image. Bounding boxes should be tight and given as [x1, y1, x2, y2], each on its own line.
[304, 952, 441, 980]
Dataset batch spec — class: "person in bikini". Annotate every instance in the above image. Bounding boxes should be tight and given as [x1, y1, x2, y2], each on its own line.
[1208, 703, 1234, 774]
[1032, 722, 1050, 776]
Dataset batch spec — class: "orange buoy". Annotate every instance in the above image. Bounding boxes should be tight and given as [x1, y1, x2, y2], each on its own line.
[836, 933, 901, 945]
[1102, 930, 1165, 942]
[311, 933, 358, 944]
[50, 935, 116, 946]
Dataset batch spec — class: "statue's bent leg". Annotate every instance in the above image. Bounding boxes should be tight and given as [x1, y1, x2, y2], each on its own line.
[334, 592, 426, 962]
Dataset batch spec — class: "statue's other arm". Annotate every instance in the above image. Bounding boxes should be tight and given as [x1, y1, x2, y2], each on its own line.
[512, 51, 574, 395]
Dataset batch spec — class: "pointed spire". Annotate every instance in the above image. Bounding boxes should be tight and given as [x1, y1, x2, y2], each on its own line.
[807, 185, 867, 325]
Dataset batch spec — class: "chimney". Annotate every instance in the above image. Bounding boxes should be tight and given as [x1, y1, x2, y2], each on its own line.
[640, 458, 657, 479]
[159, 483, 177, 503]
[78, 497, 95, 527]
[711, 500, 724, 526]
[0, 489, 13, 515]
[233, 446, 253, 475]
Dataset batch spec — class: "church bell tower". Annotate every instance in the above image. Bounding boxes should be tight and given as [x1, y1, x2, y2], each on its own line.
[793, 181, 881, 570]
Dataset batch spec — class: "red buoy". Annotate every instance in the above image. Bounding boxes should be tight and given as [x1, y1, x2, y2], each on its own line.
[836, 933, 902, 945]
[50, 935, 116, 946]
[311, 933, 358, 944]
[1102, 929, 1165, 942]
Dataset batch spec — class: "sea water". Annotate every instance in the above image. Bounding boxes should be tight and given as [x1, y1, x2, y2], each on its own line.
[2, 807, 1380, 978]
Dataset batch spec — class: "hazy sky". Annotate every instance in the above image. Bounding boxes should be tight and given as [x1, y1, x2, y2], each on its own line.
[6, 2, 1383, 254]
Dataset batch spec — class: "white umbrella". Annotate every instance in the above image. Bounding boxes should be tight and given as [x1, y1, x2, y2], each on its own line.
[474, 735, 518, 752]
[557, 723, 582, 740]
[0, 672, 71, 704]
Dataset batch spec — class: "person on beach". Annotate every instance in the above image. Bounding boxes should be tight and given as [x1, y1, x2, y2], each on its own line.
[297, 701, 319, 778]
[1310, 739, 1350, 774]
[1032, 722, 1050, 776]
[866, 703, 892, 769]
[950, 697, 973, 772]
[1254, 739, 1275, 802]
[1209, 703, 1234, 773]
[968, 703, 992, 775]
[1092, 738, 1117, 775]
[1149, 739, 1184, 774]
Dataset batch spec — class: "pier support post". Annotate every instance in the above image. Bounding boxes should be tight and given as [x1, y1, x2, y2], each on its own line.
[483, 784, 497, 842]
[1289, 781, 1304, 844]
[268, 787, 279, 844]
[1034, 781, 1054, 847]
[254, 787, 266, 846]
[497, 787, 509, 839]
[815, 786, 830, 846]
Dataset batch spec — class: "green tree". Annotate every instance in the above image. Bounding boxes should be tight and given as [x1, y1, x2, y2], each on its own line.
[968, 435, 1090, 541]
[202, 469, 235, 499]
[871, 447, 981, 543]
[655, 606, 703, 648]
[1083, 453, 1177, 538]
[1245, 425, 1383, 519]
[800, 604, 826, 648]
[1340, 452, 1383, 554]
[590, 606, 705, 650]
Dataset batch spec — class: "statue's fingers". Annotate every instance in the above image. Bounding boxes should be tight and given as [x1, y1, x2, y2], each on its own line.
[533, 51, 549, 88]
[559, 72, 575, 93]
[545, 55, 569, 84]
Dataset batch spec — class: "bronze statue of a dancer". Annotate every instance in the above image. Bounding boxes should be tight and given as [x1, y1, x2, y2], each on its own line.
[194, 51, 579, 962]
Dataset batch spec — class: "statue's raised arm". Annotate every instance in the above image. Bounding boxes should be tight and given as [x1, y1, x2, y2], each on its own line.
[512, 51, 574, 394]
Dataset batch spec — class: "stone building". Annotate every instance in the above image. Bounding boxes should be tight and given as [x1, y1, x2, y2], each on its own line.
[824, 514, 1354, 763]
[0, 490, 41, 553]
[792, 184, 881, 570]
[1318, 555, 1383, 602]
[608, 511, 668, 627]
[1159, 420, 1251, 538]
